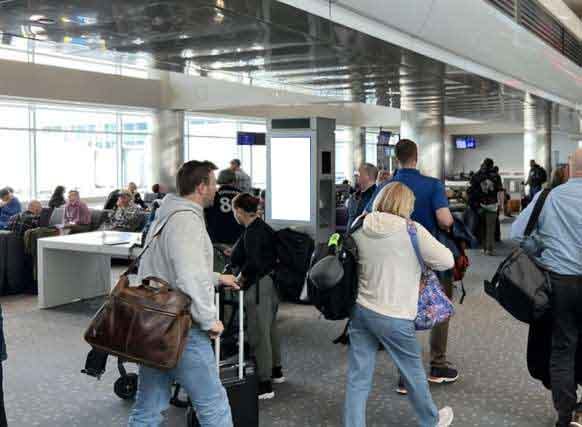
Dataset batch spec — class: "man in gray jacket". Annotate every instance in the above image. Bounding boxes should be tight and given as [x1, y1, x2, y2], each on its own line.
[128, 160, 239, 427]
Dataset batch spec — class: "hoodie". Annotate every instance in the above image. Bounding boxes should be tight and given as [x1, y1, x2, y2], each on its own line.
[353, 212, 454, 320]
[137, 194, 219, 331]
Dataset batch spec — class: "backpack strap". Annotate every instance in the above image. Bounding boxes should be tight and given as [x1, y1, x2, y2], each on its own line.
[406, 221, 427, 273]
[123, 209, 193, 276]
[524, 189, 551, 237]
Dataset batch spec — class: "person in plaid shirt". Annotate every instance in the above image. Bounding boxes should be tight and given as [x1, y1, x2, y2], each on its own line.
[8, 200, 42, 239]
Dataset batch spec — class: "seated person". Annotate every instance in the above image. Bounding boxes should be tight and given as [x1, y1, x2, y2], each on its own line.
[63, 190, 92, 234]
[100, 190, 142, 232]
[7, 200, 42, 239]
[127, 182, 147, 209]
[0, 187, 21, 230]
[151, 183, 167, 201]
[48, 186, 66, 209]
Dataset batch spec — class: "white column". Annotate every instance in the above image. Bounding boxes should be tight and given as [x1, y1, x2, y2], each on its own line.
[523, 94, 553, 177]
[152, 110, 185, 192]
[400, 110, 445, 180]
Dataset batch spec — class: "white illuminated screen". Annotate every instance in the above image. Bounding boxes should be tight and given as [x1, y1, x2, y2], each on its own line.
[271, 137, 311, 222]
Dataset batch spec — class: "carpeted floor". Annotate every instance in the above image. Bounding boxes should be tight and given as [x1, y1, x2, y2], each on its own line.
[0, 226, 565, 426]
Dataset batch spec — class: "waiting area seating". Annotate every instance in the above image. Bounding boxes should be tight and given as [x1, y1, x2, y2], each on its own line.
[0, 206, 148, 296]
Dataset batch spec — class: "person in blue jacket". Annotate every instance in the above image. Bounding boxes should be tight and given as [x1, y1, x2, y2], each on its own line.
[0, 187, 21, 230]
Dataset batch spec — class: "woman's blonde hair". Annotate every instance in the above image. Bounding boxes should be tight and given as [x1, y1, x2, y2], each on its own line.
[372, 182, 415, 219]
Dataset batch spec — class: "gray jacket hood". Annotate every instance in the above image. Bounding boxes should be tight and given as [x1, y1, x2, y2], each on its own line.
[151, 193, 203, 233]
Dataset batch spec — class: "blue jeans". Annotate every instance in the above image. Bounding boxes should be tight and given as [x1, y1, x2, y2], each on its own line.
[128, 327, 233, 427]
[344, 305, 439, 427]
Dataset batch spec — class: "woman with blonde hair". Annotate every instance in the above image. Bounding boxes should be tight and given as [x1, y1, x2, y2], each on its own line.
[344, 182, 455, 427]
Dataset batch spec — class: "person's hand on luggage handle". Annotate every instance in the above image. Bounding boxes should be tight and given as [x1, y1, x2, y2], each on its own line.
[208, 321, 224, 339]
[219, 274, 240, 291]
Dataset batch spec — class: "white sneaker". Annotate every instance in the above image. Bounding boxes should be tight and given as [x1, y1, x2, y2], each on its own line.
[437, 407, 454, 427]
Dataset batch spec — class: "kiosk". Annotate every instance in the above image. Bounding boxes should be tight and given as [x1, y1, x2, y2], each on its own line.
[266, 117, 336, 245]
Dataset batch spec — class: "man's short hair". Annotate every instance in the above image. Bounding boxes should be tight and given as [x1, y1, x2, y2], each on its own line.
[177, 160, 218, 197]
[217, 169, 237, 185]
[0, 188, 10, 199]
[230, 159, 241, 167]
[395, 139, 418, 165]
[359, 163, 379, 181]
[69, 189, 79, 195]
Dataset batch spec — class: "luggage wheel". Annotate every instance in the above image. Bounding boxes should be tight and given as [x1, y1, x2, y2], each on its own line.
[114, 373, 138, 400]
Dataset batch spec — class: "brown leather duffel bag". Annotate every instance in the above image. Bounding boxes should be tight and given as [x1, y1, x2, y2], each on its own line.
[84, 210, 193, 370]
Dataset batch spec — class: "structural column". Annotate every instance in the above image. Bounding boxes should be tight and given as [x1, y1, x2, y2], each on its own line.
[152, 109, 185, 192]
[400, 110, 445, 180]
[352, 127, 365, 176]
[523, 93, 552, 179]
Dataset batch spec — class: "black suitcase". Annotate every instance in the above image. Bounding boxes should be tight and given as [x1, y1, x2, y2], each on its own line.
[186, 290, 258, 427]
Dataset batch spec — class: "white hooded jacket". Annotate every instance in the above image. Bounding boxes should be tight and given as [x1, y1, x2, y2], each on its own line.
[352, 212, 454, 320]
[137, 194, 220, 331]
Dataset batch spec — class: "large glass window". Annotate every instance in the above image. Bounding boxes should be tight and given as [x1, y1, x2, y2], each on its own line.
[185, 116, 267, 189]
[0, 130, 30, 200]
[0, 100, 153, 201]
[335, 128, 352, 184]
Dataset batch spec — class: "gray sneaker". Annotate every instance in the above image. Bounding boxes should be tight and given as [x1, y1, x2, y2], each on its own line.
[437, 407, 454, 427]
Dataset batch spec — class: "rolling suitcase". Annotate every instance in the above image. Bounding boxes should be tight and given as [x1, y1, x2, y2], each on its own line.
[186, 290, 259, 427]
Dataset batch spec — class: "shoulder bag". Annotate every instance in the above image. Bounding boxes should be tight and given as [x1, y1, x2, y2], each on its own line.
[484, 189, 551, 324]
[84, 210, 194, 370]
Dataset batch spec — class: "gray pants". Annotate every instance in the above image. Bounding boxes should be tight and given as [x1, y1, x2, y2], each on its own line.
[245, 275, 282, 383]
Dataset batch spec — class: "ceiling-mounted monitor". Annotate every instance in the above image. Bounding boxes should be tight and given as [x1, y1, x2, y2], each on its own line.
[237, 132, 266, 146]
[455, 136, 477, 149]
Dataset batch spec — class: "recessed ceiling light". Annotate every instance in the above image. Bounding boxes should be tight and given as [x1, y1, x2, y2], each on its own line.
[132, 38, 145, 45]
[179, 34, 190, 40]
[30, 15, 55, 25]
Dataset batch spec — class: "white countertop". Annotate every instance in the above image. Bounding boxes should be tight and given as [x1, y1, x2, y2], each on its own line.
[38, 231, 142, 257]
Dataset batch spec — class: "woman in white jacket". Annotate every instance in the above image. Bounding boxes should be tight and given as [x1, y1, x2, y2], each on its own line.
[344, 182, 455, 427]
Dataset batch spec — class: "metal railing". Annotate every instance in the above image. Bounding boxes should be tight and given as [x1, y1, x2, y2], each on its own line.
[487, 0, 582, 67]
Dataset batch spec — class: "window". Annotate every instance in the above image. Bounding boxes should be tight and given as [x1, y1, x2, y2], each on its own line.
[0, 130, 30, 200]
[0, 100, 153, 201]
[185, 116, 267, 189]
[335, 128, 353, 184]
[35, 131, 117, 199]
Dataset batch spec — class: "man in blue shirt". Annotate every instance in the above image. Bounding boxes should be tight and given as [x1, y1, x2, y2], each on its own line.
[0, 187, 21, 230]
[366, 139, 457, 388]
[511, 149, 582, 427]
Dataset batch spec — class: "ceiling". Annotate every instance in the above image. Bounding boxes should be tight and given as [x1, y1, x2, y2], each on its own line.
[564, 0, 582, 16]
[0, 0, 573, 126]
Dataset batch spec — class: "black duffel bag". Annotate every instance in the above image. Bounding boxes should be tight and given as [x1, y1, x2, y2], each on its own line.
[484, 189, 552, 324]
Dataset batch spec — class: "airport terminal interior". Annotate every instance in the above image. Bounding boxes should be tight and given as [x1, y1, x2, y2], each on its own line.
[0, 0, 581, 426]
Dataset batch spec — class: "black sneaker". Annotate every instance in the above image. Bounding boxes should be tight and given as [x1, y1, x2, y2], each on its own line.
[428, 366, 459, 384]
[272, 366, 286, 384]
[258, 381, 275, 400]
[395, 378, 408, 395]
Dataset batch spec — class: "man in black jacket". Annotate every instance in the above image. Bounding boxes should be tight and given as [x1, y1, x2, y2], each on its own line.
[468, 159, 502, 256]
[205, 169, 245, 248]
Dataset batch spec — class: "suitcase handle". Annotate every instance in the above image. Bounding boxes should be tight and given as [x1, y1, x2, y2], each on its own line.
[215, 290, 244, 380]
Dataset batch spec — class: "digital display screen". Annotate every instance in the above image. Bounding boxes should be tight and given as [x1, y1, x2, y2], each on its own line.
[377, 131, 392, 146]
[270, 137, 311, 222]
[455, 136, 476, 149]
[237, 132, 266, 146]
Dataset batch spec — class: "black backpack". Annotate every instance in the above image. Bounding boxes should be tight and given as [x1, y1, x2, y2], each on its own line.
[307, 219, 362, 321]
[273, 229, 315, 302]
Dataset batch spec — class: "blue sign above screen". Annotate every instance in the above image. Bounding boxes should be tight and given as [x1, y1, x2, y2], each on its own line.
[237, 132, 266, 146]
[455, 136, 477, 149]
[377, 131, 392, 146]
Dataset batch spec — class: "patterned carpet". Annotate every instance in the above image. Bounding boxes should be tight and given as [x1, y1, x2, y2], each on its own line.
[0, 230, 565, 426]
